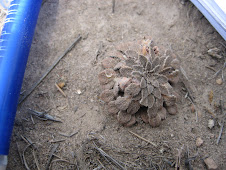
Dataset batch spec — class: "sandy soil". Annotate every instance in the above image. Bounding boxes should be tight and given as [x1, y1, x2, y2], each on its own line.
[1, 0, 225, 169]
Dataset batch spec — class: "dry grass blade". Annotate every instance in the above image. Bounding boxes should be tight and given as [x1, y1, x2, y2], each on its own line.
[93, 142, 126, 170]
[16, 142, 24, 165]
[19, 35, 82, 104]
[32, 149, 41, 170]
[49, 159, 75, 169]
[128, 130, 157, 147]
[45, 143, 59, 170]
[58, 131, 78, 137]
[22, 143, 36, 170]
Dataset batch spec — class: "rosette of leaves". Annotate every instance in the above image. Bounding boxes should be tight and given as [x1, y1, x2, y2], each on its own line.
[98, 39, 180, 127]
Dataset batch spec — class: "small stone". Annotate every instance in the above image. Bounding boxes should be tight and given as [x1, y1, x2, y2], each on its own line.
[100, 90, 114, 103]
[101, 57, 118, 69]
[77, 89, 82, 95]
[196, 137, 203, 147]
[208, 119, 215, 129]
[170, 134, 174, 137]
[204, 157, 218, 170]
[216, 78, 222, 85]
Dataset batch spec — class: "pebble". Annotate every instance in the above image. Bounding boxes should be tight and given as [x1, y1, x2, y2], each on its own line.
[204, 157, 218, 170]
[208, 119, 215, 129]
[196, 137, 203, 147]
[216, 78, 223, 85]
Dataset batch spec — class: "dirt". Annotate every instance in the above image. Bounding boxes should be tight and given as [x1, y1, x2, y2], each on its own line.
[0, 0, 225, 169]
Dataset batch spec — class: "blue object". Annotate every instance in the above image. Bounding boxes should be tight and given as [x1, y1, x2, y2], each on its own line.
[0, 0, 42, 155]
[190, 0, 226, 40]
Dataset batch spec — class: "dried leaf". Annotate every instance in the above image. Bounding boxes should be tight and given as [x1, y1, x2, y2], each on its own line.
[120, 66, 133, 77]
[125, 50, 138, 59]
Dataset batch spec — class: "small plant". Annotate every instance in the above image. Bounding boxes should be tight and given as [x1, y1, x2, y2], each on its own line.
[98, 38, 180, 127]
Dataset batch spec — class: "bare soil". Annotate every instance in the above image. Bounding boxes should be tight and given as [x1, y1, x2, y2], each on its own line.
[1, 0, 225, 169]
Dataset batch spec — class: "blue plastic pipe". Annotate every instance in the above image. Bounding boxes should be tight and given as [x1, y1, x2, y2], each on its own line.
[0, 0, 42, 162]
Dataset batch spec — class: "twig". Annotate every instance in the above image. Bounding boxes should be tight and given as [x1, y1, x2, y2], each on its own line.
[185, 146, 193, 170]
[175, 146, 183, 170]
[93, 142, 126, 170]
[49, 139, 66, 143]
[28, 108, 62, 122]
[58, 131, 78, 137]
[205, 66, 216, 72]
[97, 159, 107, 170]
[31, 115, 35, 124]
[209, 61, 226, 80]
[21, 135, 37, 149]
[19, 35, 82, 104]
[49, 159, 75, 169]
[45, 143, 59, 170]
[216, 124, 224, 144]
[32, 149, 41, 170]
[55, 83, 67, 97]
[112, 0, 115, 13]
[128, 130, 157, 147]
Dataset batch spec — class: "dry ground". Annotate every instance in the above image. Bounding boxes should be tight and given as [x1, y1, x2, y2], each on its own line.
[0, 0, 225, 169]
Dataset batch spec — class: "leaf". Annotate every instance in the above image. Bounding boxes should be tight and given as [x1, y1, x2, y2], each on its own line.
[140, 77, 147, 88]
[140, 97, 149, 107]
[147, 84, 154, 94]
[147, 94, 155, 108]
[133, 65, 143, 72]
[152, 87, 161, 99]
[152, 56, 160, 68]
[145, 61, 152, 71]
[141, 88, 149, 99]
[159, 84, 169, 95]
[125, 50, 138, 59]
[138, 55, 147, 67]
